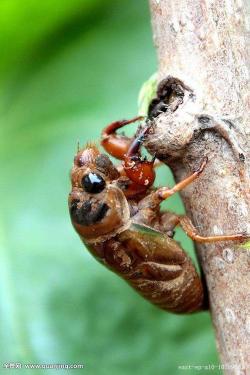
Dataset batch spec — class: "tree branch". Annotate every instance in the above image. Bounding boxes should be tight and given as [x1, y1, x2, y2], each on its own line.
[148, 1, 250, 373]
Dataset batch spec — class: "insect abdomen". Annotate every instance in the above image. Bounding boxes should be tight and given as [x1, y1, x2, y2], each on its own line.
[86, 225, 204, 314]
[128, 259, 204, 313]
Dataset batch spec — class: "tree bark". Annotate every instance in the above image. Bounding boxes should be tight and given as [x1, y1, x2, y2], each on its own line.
[148, 1, 250, 373]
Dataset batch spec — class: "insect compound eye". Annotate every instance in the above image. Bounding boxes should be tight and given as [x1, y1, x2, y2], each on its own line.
[81, 173, 106, 194]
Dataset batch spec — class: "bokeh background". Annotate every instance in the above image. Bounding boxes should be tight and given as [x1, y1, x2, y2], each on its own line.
[1, 1, 220, 374]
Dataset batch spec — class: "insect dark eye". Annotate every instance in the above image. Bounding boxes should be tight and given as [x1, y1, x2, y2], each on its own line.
[81, 173, 106, 194]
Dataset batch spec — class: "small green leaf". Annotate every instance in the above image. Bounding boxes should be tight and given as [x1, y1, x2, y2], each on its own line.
[138, 72, 158, 116]
[241, 240, 250, 249]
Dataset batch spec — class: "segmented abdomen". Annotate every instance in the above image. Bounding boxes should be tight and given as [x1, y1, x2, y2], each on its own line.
[86, 225, 204, 314]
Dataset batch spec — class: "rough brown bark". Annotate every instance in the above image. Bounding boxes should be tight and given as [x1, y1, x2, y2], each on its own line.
[148, 1, 250, 373]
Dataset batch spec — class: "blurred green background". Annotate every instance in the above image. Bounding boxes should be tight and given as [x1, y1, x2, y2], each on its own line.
[0, 1, 220, 374]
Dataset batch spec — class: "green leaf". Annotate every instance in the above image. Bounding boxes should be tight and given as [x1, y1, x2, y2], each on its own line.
[241, 241, 250, 249]
[138, 72, 158, 116]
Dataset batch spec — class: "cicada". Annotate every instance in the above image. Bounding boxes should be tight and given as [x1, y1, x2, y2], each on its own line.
[68, 116, 247, 313]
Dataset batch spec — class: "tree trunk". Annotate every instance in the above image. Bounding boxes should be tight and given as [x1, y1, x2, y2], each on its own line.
[148, 1, 250, 373]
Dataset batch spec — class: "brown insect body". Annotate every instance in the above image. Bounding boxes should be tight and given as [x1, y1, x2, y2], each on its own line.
[69, 117, 248, 314]
[69, 144, 204, 313]
[85, 224, 204, 313]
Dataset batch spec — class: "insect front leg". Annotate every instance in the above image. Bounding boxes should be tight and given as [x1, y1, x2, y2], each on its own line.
[101, 116, 144, 160]
[102, 120, 161, 198]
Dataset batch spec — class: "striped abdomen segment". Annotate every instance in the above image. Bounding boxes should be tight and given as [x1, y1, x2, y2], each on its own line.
[88, 224, 204, 314]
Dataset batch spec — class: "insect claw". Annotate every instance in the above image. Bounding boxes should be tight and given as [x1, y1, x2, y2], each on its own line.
[101, 116, 144, 160]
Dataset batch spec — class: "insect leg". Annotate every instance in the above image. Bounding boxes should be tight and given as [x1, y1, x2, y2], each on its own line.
[177, 216, 249, 243]
[123, 126, 156, 187]
[145, 156, 248, 242]
[156, 158, 207, 200]
[101, 116, 144, 160]
[116, 158, 162, 177]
